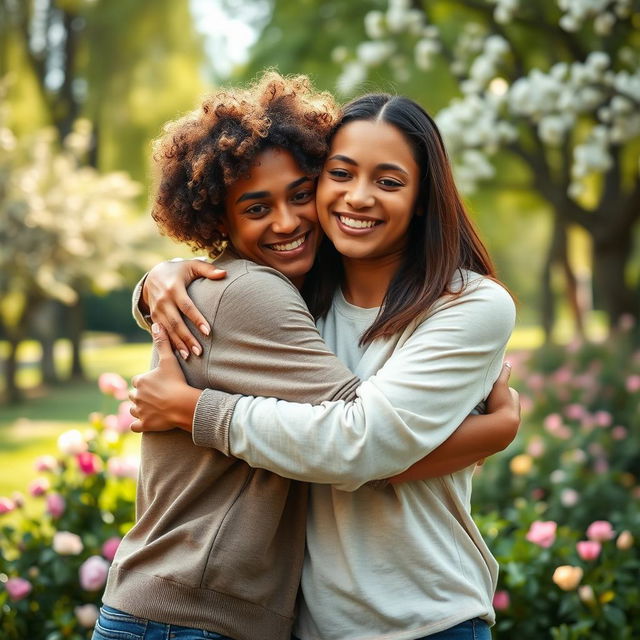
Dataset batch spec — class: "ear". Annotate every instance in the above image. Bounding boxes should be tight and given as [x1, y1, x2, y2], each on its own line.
[217, 222, 228, 239]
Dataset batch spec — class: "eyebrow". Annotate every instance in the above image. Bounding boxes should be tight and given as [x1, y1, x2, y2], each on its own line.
[235, 176, 312, 203]
[327, 155, 409, 177]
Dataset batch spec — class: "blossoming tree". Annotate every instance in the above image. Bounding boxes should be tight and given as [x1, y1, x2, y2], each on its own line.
[337, 0, 640, 336]
[0, 103, 156, 402]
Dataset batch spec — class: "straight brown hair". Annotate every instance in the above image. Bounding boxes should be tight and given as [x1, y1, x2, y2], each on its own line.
[303, 94, 501, 344]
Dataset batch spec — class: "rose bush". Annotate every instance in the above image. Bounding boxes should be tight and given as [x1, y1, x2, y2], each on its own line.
[2, 323, 639, 639]
[0, 374, 136, 640]
[474, 320, 640, 638]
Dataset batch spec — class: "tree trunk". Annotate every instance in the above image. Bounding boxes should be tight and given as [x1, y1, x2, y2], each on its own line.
[68, 299, 85, 379]
[541, 217, 585, 343]
[592, 232, 635, 326]
[3, 337, 22, 404]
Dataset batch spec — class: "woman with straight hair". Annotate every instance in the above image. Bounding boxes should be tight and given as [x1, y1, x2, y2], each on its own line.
[131, 90, 517, 640]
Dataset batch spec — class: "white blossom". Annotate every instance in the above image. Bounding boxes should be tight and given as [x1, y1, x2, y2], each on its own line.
[357, 41, 395, 67]
[415, 38, 440, 71]
[364, 10, 386, 39]
[336, 61, 367, 95]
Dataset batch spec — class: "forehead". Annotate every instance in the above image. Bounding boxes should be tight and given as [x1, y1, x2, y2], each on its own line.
[227, 148, 306, 197]
[330, 120, 417, 169]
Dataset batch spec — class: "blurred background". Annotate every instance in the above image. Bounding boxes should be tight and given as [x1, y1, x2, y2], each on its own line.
[0, 1, 639, 638]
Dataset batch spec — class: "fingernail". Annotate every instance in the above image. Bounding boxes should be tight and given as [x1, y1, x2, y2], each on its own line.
[151, 323, 160, 334]
[504, 361, 512, 368]
[180, 350, 189, 360]
[191, 345, 202, 356]
[199, 323, 210, 336]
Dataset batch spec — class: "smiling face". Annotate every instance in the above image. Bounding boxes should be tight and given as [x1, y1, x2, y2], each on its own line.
[316, 119, 420, 264]
[221, 147, 321, 288]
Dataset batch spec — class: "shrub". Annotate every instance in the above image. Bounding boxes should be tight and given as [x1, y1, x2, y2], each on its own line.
[0, 375, 137, 640]
[473, 320, 640, 638]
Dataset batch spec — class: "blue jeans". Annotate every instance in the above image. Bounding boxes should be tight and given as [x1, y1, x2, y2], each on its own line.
[92, 605, 235, 640]
[416, 617, 490, 639]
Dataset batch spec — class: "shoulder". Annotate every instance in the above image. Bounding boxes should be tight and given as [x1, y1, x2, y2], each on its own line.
[411, 271, 515, 343]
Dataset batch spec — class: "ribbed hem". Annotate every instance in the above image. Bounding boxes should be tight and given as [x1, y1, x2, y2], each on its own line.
[192, 389, 241, 454]
[132, 275, 152, 331]
[103, 567, 294, 640]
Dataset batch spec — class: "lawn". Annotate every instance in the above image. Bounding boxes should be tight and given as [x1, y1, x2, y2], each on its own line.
[0, 336, 151, 496]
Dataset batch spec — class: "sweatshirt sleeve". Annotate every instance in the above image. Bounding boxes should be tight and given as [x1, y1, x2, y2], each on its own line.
[189, 268, 361, 450]
[131, 274, 152, 332]
[195, 278, 516, 491]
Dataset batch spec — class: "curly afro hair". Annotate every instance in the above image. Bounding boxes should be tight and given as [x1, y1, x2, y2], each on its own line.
[150, 71, 339, 257]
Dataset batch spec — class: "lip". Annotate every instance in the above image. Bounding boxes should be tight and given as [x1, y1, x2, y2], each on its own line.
[333, 212, 382, 235]
[263, 230, 313, 257]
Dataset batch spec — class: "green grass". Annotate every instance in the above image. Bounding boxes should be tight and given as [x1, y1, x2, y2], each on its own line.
[0, 336, 151, 496]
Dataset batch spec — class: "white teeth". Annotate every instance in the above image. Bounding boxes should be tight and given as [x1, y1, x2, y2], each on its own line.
[339, 215, 377, 229]
[270, 236, 305, 251]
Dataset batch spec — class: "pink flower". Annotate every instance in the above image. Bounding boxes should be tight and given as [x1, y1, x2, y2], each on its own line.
[46, 493, 66, 518]
[79, 555, 109, 591]
[98, 373, 129, 400]
[107, 455, 139, 479]
[102, 536, 122, 562]
[586, 520, 615, 542]
[625, 375, 640, 393]
[34, 455, 59, 473]
[493, 590, 510, 610]
[105, 402, 135, 434]
[530, 488, 545, 500]
[28, 477, 50, 497]
[552, 367, 572, 385]
[0, 497, 16, 514]
[53, 531, 84, 555]
[75, 603, 99, 628]
[526, 437, 545, 458]
[526, 520, 557, 548]
[76, 452, 103, 475]
[11, 491, 25, 508]
[5, 577, 32, 601]
[561, 489, 579, 507]
[612, 426, 627, 440]
[57, 429, 88, 456]
[527, 373, 545, 392]
[594, 411, 612, 427]
[544, 413, 563, 432]
[576, 540, 601, 561]
[565, 404, 586, 421]
[593, 458, 609, 474]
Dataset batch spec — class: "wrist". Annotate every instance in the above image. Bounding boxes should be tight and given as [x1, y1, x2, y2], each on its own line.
[171, 387, 202, 432]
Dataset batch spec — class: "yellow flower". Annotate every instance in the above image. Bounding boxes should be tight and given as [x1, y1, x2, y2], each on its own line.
[510, 454, 533, 475]
[552, 565, 583, 591]
[600, 590, 615, 604]
[616, 530, 634, 550]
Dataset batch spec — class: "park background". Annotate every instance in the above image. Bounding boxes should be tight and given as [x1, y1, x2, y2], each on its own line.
[0, 1, 639, 638]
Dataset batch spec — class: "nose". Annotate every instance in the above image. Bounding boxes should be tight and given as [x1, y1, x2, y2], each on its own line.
[344, 181, 374, 209]
[271, 205, 300, 235]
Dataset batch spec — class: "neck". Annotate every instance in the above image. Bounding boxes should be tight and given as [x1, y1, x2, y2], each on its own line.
[341, 251, 404, 308]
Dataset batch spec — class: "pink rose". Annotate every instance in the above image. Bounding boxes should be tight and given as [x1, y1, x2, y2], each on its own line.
[576, 540, 601, 561]
[612, 426, 627, 440]
[5, 577, 32, 601]
[53, 531, 84, 555]
[58, 429, 89, 456]
[34, 455, 60, 473]
[79, 555, 109, 591]
[28, 477, 50, 497]
[46, 493, 66, 518]
[75, 603, 99, 628]
[117, 401, 135, 432]
[526, 520, 557, 548]
[564, 404, 586, 421]
[0, 496, 16, 514]
[625, 375, 640, 393]
[76, 452, 103, 475]
[98, 373, 129, 400]
[526, 437, 545, 458]
[107, 456, 139, 479]
[593, 411, 612, 427]
[493, 590, 510, 610]
[586, 520, 615, 542]
[102, 536, 122, 562]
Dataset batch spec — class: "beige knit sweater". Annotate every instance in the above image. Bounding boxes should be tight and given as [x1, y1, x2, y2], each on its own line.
[102, 252, 359, 640]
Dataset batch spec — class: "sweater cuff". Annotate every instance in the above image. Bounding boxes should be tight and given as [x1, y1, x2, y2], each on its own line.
[132, 274, 152, 331]
[192, 388, 242, 455]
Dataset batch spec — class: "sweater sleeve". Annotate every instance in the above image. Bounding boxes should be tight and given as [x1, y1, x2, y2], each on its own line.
[189, 268, 361, 450]
[195, 278, 516, 491]
[131, 274, 152, 332]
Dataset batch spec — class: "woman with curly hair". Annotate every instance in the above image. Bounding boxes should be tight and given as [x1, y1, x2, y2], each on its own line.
[110, 72, 518, 640]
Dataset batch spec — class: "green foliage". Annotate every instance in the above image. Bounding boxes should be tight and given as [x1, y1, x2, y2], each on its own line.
[0, 377, 137, 638]
[472, 321, 640, 637]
